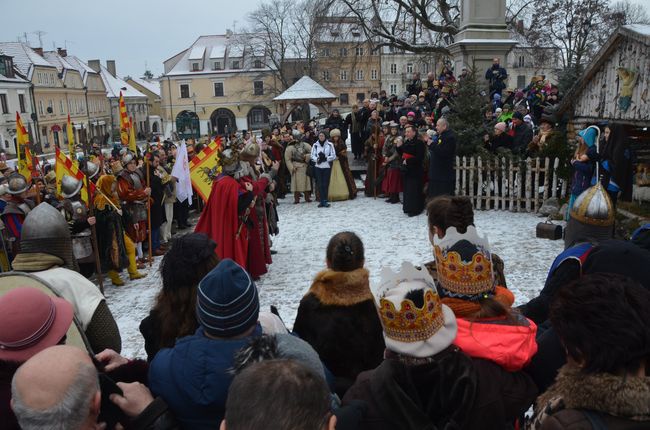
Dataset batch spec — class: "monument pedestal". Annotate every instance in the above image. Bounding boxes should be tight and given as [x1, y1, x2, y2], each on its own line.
[448, 0, 517, 76]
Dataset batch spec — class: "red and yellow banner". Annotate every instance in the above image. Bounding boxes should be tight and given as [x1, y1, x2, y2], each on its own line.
[189, 137, 223, 202]
[119, 91, 129, 147]
[129, 116, 137, 153]
[55, 147, 96, 204]
[67, 114, 77, 165]
[15, 112, 34, 182]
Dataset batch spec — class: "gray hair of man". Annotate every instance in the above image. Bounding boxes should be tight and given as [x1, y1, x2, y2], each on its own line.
[11, 363, 99, 430]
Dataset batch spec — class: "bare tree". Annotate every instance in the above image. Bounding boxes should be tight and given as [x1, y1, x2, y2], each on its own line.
[609, 0, 650, 25]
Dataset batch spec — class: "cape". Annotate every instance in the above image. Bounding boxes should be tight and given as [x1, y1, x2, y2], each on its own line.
[195, 175, 247, 267]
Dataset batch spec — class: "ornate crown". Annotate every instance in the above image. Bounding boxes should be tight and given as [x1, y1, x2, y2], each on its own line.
[433, 226, 494, 297]
[375, 262, 445, 343]
[570, 182, 614, 227]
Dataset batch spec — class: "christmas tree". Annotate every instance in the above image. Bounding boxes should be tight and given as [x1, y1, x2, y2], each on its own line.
[447, 66, 490, 157]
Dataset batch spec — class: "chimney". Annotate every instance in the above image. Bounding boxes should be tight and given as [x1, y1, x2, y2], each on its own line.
[106, 60, 116, 77]
[87, 60, 101, 73]
[57, 47, 67, 57]
[33, 47, 44, 57]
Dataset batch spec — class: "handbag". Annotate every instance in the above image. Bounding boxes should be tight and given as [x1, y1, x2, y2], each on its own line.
[306, 160, 316, 178]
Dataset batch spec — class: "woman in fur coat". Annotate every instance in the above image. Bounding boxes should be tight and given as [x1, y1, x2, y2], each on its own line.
[293, 232, 385, 397]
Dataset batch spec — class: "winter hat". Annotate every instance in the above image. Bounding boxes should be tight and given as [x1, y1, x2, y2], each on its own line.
[0, 287, 73, 362]
[275, 334, 327, 381]
[494, 122, 507, 132]
[495, 108, 503, 115]
[582, 240, 650, 290]
[407, 111, 415, 117]
[577, 125, 600, 148]
[502, 104, 511, 110]
[513, 111, 524, 121]
[493, 93, 501, 101]
[373, 262, 457, 358]
[196, 259, 260, 338]
[515, 91, 524, 99]
[524, 115, 533, 124]
[329, 128, 341, 138]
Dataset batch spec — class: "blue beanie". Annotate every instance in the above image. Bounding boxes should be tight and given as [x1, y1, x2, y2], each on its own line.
[196, 259, 259, 338]
[493, 93, 501, 100]
[578, 126, 599, 148]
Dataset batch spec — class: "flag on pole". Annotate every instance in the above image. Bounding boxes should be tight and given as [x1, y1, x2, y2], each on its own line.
[189, 137, 223, 202]
[119, 91, 129, 147]
[129, 116, 137, 153]
[172, 140, 193, 203]
[66, 114, 77, 165]
[55, 147, 95, 204]
[15, 112, 34, 182]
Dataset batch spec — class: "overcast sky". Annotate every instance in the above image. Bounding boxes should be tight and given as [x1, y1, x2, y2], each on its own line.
[1, 0, 648, 79]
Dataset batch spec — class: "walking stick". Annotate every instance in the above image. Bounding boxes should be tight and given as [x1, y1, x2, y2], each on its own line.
[85, 175, 104, 294]
[146, 155, 153, 267]
[373, 126, 380, 200]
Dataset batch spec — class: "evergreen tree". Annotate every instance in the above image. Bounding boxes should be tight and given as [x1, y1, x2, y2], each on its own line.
[447, 66, 489, 157]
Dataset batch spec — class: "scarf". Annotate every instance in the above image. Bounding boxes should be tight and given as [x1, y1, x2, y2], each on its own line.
[12, 253, 63, 272]
[441, 286, 514, 318]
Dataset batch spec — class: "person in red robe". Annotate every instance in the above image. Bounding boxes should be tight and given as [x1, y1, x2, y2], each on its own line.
[194, 148, 253, 268]
[238, 142, 280, 279]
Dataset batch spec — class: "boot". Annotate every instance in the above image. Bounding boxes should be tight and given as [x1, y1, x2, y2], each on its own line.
[124, 233, 146, 280]
[294, 192, 300, 204]
[304, 191, 312, 203]
[108, 270, 125, 286]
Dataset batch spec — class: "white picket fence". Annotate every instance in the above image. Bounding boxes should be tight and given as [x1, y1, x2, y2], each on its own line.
[454, 156, 567, 212]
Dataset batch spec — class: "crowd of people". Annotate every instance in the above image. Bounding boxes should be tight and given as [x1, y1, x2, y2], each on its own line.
[0, 57, 647, 430]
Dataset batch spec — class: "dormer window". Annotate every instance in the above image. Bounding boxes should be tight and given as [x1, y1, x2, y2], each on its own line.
[213, 61, 222, 70]
[232, 60, 241, 69]
[192, 62, 200, 71]
[0, 55, 14, 79]
[330, 30, 340, 37]
[253, 59, 262, 69]
[352, 28, 361, 37]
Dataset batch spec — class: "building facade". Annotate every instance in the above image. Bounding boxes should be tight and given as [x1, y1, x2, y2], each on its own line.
[314, 17, 381, 107]
[0, 53, 34, 156]
[506, 45, 562, 90]
[88, 60, 148, 141]
[160, 33, 278, 139]
[127, 77, 163, 136]
[380, 46, 445, 96]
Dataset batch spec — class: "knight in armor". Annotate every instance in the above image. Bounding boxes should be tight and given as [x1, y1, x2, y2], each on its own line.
[0, 173, 35, 258]
[59, 175, 96, 278]
[238, 142, 279, 279]
[117, 152, 151, 264]
[10, 202, 122, 353]
[195, 147, 254, 268]
[284, 130, 312, 204]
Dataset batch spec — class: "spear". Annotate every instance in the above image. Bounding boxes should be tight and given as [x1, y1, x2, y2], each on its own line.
[85, 174, 104, 294]
[145, 153, 153, 267]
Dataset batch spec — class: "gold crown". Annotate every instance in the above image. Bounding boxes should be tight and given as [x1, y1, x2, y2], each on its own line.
[379, 289, 444, 343]
[433, 226, 494, 297]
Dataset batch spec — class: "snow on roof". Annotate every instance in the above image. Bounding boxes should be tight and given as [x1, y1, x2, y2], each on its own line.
[317, 22, 367, 43]
[273, 76, 336, 101]
[0, 42, 55, 78]
[624, 24, 650, 38]
[228, 44, 244, 57]
[65, 55, 97, 78]
[209, 45, 226, 59]
[98, 64, 146, 99]
[130, 77, 161, 97]
[43, 51, 79, 75]
[188, 46, 206, 60]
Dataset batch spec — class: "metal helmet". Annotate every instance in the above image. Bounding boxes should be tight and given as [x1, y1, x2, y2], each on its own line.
[85, 161, 100, 179]
[292, 130, 302, 140]
[7, 173, 29, 195]
[220, 148, 241, 175]
[19, 202, 78, 272]
[121, 152, 135, 165]
[60, 175, 83, 199]
[564, 182, 615, 249]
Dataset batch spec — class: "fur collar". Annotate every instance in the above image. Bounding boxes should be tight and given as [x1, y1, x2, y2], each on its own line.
[536, 364, 650, 421]
[307, 268, 373, 306]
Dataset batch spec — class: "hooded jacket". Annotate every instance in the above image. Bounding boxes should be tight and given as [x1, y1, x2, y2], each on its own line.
[148, 325, 262, 429]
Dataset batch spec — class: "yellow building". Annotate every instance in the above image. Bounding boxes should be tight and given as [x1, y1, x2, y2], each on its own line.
[314, 17, 381, 107]
[160, 33, 278, 138]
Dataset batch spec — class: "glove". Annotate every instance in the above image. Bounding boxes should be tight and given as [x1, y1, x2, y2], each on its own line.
[318, 152, 327, 163]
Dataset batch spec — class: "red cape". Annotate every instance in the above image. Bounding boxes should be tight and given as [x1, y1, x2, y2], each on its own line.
[195, 175, 248, 267]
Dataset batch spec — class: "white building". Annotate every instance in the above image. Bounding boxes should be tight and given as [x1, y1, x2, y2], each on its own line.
[0, 53, 34, 156]
[380, 46, 445, 96]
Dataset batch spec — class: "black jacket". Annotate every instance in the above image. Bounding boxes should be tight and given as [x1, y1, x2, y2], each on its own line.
[429, 129, 456, 183]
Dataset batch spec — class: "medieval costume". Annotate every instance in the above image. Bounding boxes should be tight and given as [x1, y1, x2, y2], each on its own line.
[427, 128, 457, 198]
[117, 153, 149, 249]
[327, 129, 350, 202]
[599, 123, 634, 204]
[93, 175, 135, 287]
[239, 143, 275, 279]
[345, 107, 363, 160]
[11, 202, 122, 353]
[195, 148, 254, 269]
[0, 173, 35, 257]
[59, 175, 95, 278]
[381, 124, 403, 203]
[330, 129, 357, 200]
[397, 136, 425, 216]
[364, 127, 384, 197]
[284, 134, 312, 204]
[148, 156, 166, 256]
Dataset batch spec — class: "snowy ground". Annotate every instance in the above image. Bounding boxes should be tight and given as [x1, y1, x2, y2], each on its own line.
[106, 196, 564, 359]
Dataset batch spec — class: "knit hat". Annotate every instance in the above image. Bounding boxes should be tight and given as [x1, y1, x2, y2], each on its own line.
[196, 259, 259, 337]
[433, 226, 495, 300]
[577, 125, 600, 148]
[513, 111, 524, 121]
[407, 111, 415, 117]
[494, 122, 507, 132]
[515, 91, 524, 99]
[329, 128, 341, 138]
[493, 93, 502, 101]
[0, 287, 73, 361]
[373, 262, 457, 358]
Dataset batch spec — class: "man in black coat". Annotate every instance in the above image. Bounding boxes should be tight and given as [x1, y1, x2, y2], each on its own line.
[325, 109, 347, 142]
[485, 58, 508, 97]
[511, 111, 533, 156]
[396, 125, 425, 217]
[427, 118, 456, 198]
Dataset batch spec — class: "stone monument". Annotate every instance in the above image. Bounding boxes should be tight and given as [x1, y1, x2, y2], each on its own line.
[448, 0, 517, 76]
